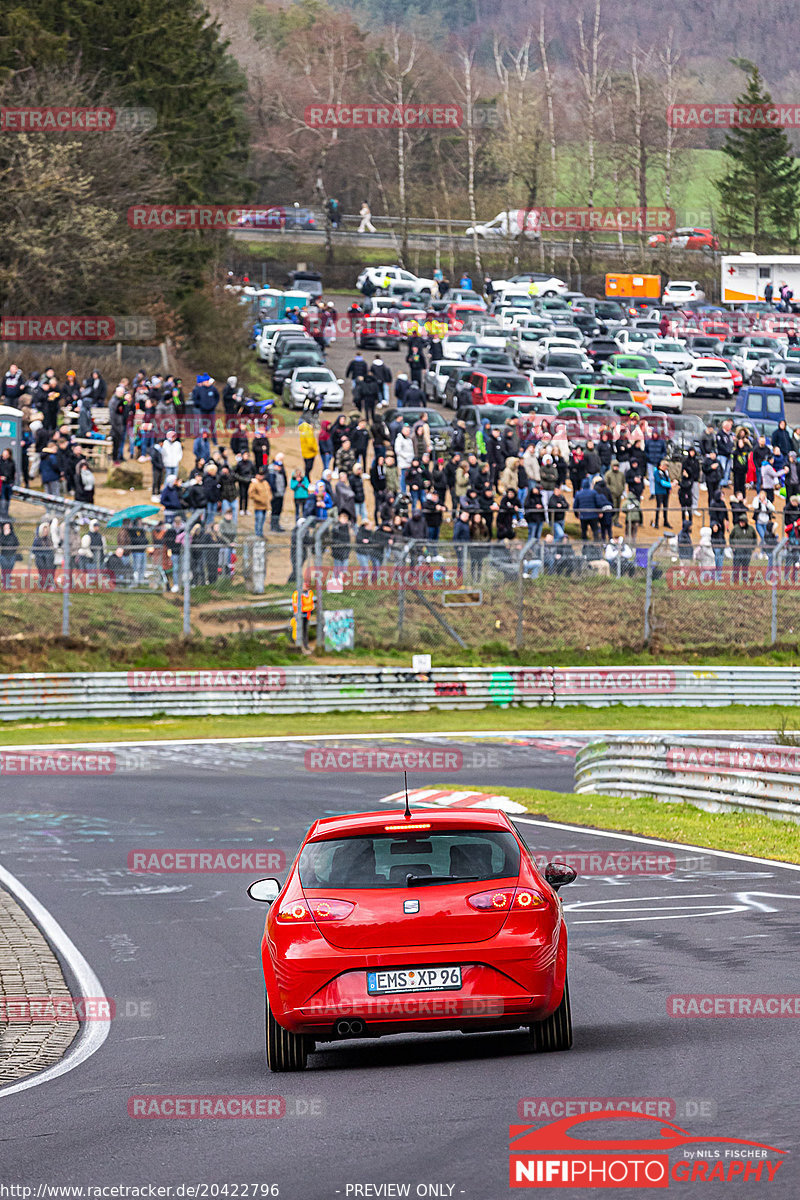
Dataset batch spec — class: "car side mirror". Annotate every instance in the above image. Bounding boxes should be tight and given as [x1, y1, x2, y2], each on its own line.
[247, 878, 281, 904]
[336, 378, 344, 385]
[544, 863, 577, 892]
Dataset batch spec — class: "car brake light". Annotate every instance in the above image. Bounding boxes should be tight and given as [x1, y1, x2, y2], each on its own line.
[468, 887, 546, 911]
[276, 898, 355, 923]
[384, 822, 432, 831]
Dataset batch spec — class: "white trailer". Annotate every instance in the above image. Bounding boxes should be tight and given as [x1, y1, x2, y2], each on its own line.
[722, 253, 800, 305]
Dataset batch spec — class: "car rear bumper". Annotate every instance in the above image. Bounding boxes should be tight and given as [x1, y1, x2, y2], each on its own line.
[281, 962, 563, 1036]
[264, 929, 566, 1036]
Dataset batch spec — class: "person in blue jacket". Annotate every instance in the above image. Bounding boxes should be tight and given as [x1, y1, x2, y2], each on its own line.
[573, 476, 600, 540]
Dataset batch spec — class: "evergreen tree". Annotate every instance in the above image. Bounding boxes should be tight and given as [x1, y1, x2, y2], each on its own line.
[715, 64, 800, 250]
[0, 0, 248, 202]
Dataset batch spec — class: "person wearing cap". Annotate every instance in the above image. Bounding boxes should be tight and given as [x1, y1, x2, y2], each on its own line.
[160, 475, 182, 524]
[222, 376, 240, 416]
[1, 364, 26, 407]
[189, 374, 220, 442]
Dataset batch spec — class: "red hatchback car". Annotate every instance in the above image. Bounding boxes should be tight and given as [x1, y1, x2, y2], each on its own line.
[248, 807, 576, 1071]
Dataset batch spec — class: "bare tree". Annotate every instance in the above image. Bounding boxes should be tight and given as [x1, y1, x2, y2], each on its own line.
[452, 47, 483, 278]
[537, 12, 559, 272]
[575, 0, 608, 211]
[383, 27, 418, 266]
[659, 29, 681, 270]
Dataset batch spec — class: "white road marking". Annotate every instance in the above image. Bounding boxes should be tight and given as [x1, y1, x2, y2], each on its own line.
[0, 861, 109, 1101]
[515, 817, 800, 873]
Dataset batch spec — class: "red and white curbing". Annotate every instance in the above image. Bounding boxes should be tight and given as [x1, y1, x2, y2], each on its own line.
[380, 787, 526, 814]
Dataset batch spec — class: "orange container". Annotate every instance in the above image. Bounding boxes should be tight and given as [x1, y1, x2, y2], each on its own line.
[605, 273, 661, 299]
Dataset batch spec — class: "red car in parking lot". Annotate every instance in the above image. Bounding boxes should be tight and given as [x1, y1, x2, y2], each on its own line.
[249, 807, 575, 1071]
[648, 227, 720, 251]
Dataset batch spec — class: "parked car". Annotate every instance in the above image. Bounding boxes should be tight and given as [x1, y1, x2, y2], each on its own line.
[423, 360, 466, 403]
[468, 370, 534, 405]
[282, 366, 344, 411]
[662, 280, 706, 307]
[272, 347, 326, 390]
[634, 373, 684, 412]
[667, 413, 706, 456]
[599, 353, 660, 379]
[490, 273, 568, 298]
[524, 371, 574, 402]
[751, 361, 800, 401]
[384, 408, 450, 453]
[644, 338, 693, 373]
[648, 227, 719, 251]
[356, 316, 402, 351]
[674, 357, 735, 398]
[286, 269, 323, 297]
[357, 265, 437, 294]
[441, 331, 480, 358]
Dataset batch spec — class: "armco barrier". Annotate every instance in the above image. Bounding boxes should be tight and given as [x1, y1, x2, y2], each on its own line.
[575, 736, 800, 822]
[0, 665, 798, 720]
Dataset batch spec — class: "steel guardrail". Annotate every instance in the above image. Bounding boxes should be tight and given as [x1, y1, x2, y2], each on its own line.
[575, 735, 800, 822]
[0, 664, 799, 721]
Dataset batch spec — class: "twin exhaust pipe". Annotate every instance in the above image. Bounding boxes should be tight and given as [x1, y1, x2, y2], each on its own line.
[335, 1018, 366, 1037]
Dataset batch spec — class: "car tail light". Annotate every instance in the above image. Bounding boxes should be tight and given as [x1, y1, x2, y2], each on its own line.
[467, 887, 546, 911]
[276, 898, 355, 923]
[385, 822, 432, 831]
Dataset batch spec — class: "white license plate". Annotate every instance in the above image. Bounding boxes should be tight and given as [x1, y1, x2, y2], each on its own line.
[367, 966, 463, 995]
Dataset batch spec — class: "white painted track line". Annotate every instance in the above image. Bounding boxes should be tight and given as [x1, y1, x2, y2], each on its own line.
[0, 862, 110, 1100]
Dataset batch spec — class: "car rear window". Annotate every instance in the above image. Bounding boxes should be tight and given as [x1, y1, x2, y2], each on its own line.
[485, 376, 531, 393]
[299, 830, 522, 889]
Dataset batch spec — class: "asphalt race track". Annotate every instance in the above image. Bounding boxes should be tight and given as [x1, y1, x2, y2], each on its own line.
[1, 734, 798, 1198]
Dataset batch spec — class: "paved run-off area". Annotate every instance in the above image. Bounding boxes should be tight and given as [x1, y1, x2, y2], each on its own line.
[0, 887, 78, 1082]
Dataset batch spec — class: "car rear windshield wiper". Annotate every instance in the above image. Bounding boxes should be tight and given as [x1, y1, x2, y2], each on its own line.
[406, 873, 482, 887]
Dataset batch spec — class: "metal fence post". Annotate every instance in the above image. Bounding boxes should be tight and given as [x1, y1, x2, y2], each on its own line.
[314, 517, 332, 651]
[516, 533, 537, 652]
[644, 538, 656, 646]
[182, 512, 202, 636]
[61, 503, 79, 637]
[294, 520, 306, 648]
[397, 540, 414, 643]
[771, 537, 785, 645]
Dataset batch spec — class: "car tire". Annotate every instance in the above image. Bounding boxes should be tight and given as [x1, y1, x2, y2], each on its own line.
[265, 994, 311, 1072]
[528, 977, 573, 1052]
[543, 290, 557, 297]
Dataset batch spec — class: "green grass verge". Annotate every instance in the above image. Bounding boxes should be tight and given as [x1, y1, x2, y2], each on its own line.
[0, 702, 793, 746]
[505, 787, 800, 866]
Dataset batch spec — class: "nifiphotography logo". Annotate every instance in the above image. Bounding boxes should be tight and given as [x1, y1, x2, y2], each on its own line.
[508, 1111, 786, 1188]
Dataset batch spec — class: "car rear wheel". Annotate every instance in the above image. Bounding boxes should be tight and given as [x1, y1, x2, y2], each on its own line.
[528, 977, 573, 1052]
[265, 994, 311, 1072]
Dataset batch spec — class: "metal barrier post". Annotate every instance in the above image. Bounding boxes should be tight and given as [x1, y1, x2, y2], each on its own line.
[314, 517, 333, 649]
[183, 512, 203, 636]
[643, 535, 664, 645]
[61, 503, 79, 637]
[397, 540, 414, 643]
[516, 533, 537, 652]
[294, 520, 306, 648]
